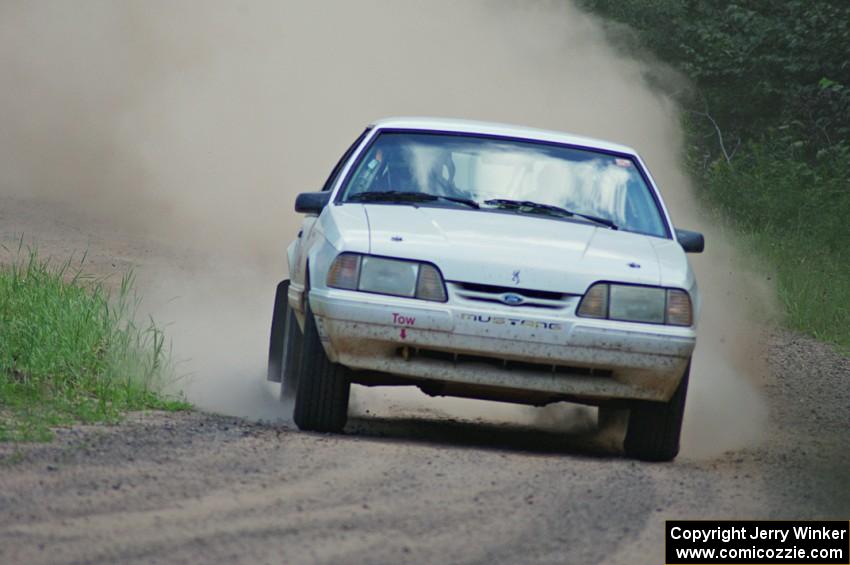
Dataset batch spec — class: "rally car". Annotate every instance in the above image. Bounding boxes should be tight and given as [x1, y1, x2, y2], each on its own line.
[268, 117, 704, 461]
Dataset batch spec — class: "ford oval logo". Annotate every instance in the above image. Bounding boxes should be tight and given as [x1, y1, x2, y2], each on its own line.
[501, 293, 525, 306]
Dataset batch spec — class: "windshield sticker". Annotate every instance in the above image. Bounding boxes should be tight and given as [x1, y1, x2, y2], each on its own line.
[615, 158, 633, 168]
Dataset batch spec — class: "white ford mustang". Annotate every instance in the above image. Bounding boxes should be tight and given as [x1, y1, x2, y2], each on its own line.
[268, 117, 704, 461]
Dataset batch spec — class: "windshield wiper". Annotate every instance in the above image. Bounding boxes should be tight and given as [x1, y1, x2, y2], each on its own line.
[483, 199, 618, 230]
[348, 191, 479, 208]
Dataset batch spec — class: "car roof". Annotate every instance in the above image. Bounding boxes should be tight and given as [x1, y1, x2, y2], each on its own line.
[368, 117, 638, 155]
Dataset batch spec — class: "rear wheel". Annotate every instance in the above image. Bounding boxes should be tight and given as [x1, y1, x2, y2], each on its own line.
[292, 300, 350, 432]
[624, 360, 691, 462]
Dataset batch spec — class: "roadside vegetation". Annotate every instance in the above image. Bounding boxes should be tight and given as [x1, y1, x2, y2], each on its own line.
[0, 247, 189, 441]
[579, 0, 850, 351]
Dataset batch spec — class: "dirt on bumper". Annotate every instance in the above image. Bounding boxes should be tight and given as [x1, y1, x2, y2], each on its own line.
[308, 290, 695, 403]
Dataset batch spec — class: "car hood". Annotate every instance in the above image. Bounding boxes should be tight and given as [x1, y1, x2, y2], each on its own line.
[361, 204, 691, 294]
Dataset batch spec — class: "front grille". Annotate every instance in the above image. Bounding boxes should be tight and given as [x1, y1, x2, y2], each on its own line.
[402, 347, 612, 377]
[449, 281, 576, 310]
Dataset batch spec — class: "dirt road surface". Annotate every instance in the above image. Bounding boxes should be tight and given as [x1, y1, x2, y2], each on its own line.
[1, 196, 848, 564]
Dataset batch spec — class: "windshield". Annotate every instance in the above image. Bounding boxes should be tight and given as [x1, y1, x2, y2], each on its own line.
[340, 131, 669, 237]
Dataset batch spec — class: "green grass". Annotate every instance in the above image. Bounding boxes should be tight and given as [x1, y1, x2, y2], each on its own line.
[692, 139, 850, 353]
[0, 247, 189, 441]
[757, 237, 850, 349]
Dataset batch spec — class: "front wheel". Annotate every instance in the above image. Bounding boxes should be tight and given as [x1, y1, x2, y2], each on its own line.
[292, 300, 350, 433]
[624, 360, 691, 462]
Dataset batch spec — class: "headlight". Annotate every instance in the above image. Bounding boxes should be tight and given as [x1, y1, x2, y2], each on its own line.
[577, 283, 693, 326]
[360, 256, 419, 297]
[610, 285, 666, 324]
[327, 253, 447, 302]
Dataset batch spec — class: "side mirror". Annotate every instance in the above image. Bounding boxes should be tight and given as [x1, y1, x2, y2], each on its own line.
[295, 191, 331, 215]
[675, 228, 705, 253]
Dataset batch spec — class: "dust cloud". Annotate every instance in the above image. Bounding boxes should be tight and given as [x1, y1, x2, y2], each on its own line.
[0, 1, 771, 457]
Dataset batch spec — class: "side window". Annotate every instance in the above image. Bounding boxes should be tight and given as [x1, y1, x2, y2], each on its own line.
[321, 128, 371, 192]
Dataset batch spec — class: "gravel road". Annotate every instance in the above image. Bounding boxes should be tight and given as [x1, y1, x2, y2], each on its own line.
[1, 196, 847, 564]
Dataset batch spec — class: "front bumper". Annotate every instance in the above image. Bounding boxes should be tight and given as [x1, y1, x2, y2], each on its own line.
[300, 287, 696, 403]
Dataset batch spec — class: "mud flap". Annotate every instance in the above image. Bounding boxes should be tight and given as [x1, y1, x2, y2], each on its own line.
[267, 279, 290, 382]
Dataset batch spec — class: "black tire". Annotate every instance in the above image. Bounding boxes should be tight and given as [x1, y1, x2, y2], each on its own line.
[292, 299, 350, 433]
[267, 280, 290, 383]
[624, 360, 691, 462]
